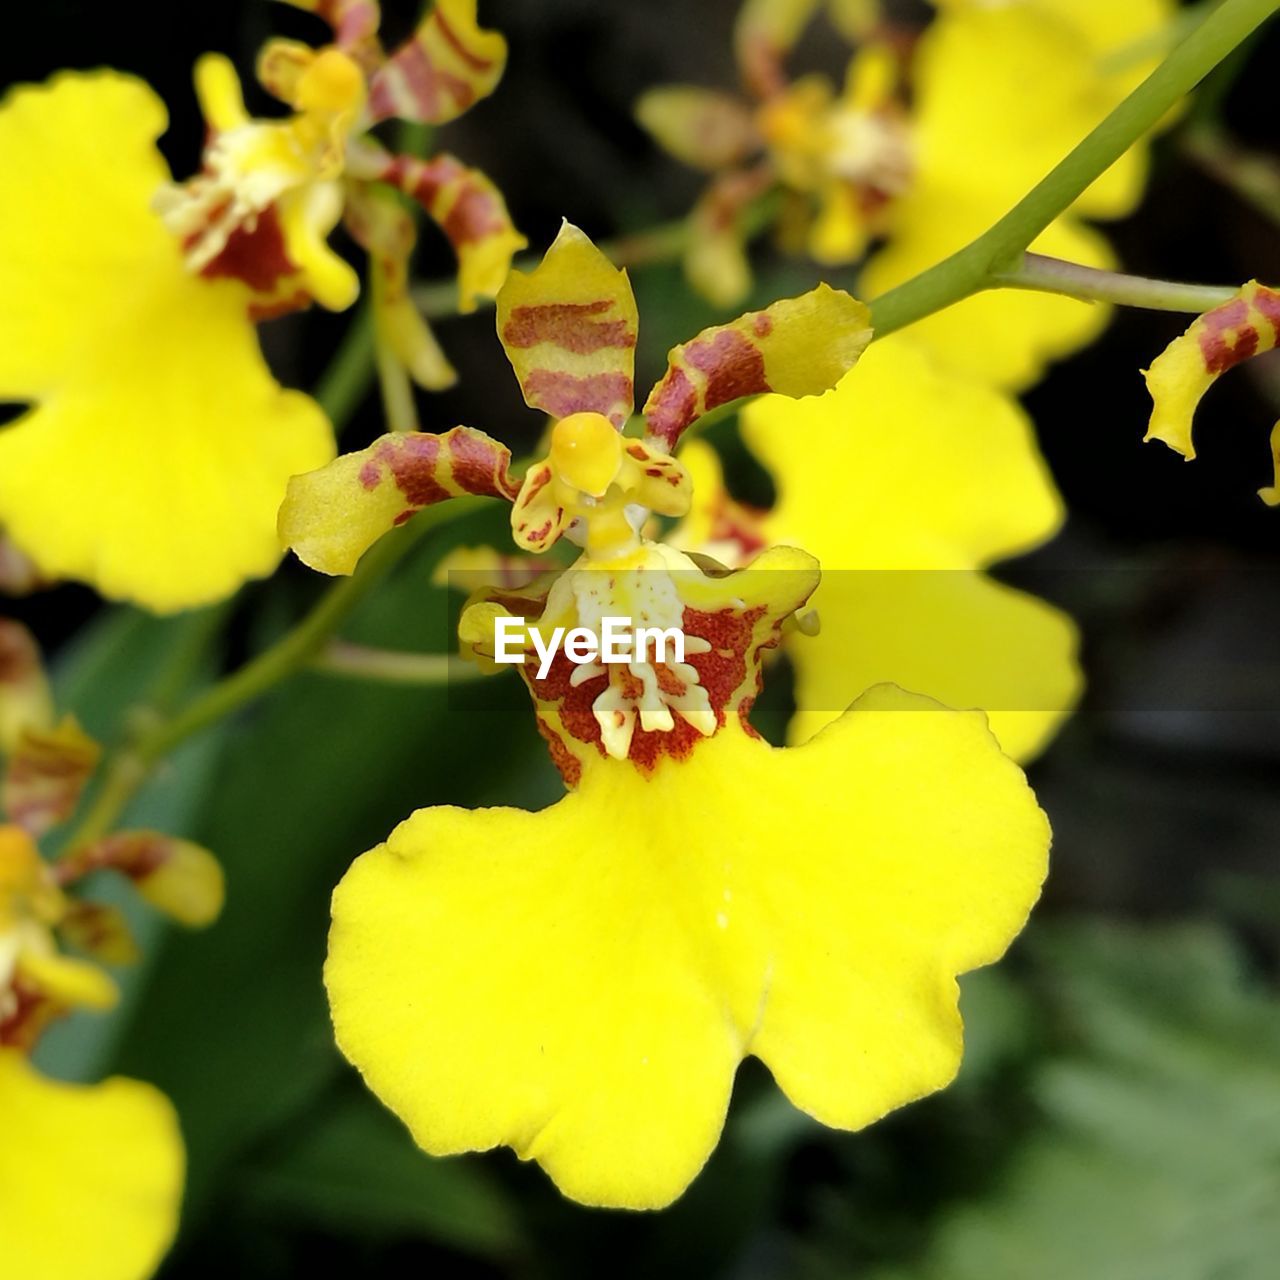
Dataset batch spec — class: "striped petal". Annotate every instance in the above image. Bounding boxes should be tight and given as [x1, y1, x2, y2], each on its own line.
[280, 428, 520, 575]
[373, 151, 526, 312]
[496, 222, 639, 428]
[367, 0, 507, 125]
[277, 0, 382, 57]
[1143, 281, 1280, 501]
[643, 285, 871, 450]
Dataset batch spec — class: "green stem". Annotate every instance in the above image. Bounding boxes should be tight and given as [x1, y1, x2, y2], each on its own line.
[992, 253, 1237, 312]
[868, 0, 1279, 337]
[312, 298, 376, 427]
[60, 501, 481, 854]
[311, 641, 490, 685]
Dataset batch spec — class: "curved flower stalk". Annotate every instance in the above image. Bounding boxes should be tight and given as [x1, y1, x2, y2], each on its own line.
[669, 335, 1082, 762]
[637, 0, 1176, 387]
[282, 226, 1050, 1208]
[0, 0, 522, 612]
[1142, 279, 1280, 504]
[0, 621, 224, 1280]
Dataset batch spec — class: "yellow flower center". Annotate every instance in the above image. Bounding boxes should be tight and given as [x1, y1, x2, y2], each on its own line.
[549, 412, 624, 498]
[295, 48, 365, 115]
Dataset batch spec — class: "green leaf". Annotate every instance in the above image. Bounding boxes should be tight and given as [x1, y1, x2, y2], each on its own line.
[868, 921, 1280, 1280]
[238, 1088, 524, 1259]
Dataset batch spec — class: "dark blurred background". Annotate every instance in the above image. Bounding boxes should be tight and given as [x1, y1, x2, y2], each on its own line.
[5, 2, 1280, 1276]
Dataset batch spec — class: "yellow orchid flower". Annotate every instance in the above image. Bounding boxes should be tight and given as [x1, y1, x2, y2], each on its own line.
[0, 0, 523, 613]
[1142, 279, 1280, 505]
[280, 220, 870, 573]
[670, 336, 1081, 762]
[0, 826, 184, 1280]
[0, 628, 230, 1277]
[284, 226, 1050, 1208]
[637, 0, 1176, 387]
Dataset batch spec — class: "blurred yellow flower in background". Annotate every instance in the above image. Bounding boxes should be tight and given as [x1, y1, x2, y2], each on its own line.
[0, 0, 523, 613]
[638, 0, 1176, 387]
[0, 623, 224, 1278]
[672, 335, 1081, 761]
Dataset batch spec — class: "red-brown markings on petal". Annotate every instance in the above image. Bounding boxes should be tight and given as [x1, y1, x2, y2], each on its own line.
[538, 718, 583, 786]
[753, 312, 773, 337]
[0, 979, 58, 1052]
[311, 0, 379, 47]
[516, 464, 552, 509]
[369, 47, 475, 124]
[644, 366, 699, 450]
[0, 621, 41, 688]
[502, 301, 637, 354]
[1251, 285, 1280, 337]
[522, 369, 633, 425]
[378, 435, 451, 506]
[375, 152, 520, 269]
[358, 429, 521, 520]
[195, 205, 298, 295]
[449, 427, 522, 499]
[248, 288, 312, 322]
[520, 603, 771, 781]
[685, 328, 770, 411]
[436, 6, 495, 71]
[1198, 299, 1257, 374]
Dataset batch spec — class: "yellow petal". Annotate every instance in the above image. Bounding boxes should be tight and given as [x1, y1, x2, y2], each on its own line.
[496, 221, 639, 428]
[933, 0, 1178, 68]
[809, 181, 869, 266]
[742, 336, 1064, 565]
[17, 948, 119, 1012]
[911, 3, 1150, 221]
[644, 284, 872, 450]
[1142, 280, 1280, 462]
[0, 1050, 183, 1280]
[0, 72, 334, 612]
[328, 698, 1048, 1208]
[281, 428, 520, 576]
[78, 830, 226, 929]
[740, 335, 1079, 760]
[786, 571, 1081, 761]
[635, 87, 758, 171]
[1261, 421, 1280, 507]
